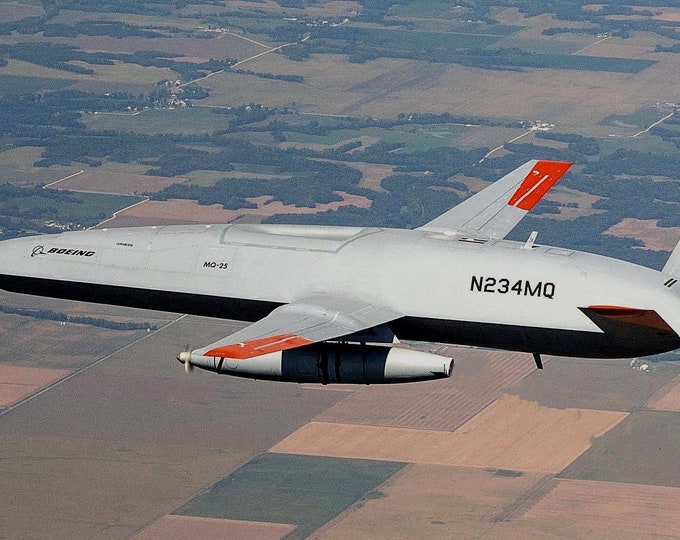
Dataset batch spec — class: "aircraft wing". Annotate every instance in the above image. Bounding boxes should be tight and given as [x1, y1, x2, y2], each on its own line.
[192, 296, 401, 359]
[420, 160, 573, 239]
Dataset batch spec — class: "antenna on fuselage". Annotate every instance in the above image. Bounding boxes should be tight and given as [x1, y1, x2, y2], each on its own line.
[523, 231, 538, 250]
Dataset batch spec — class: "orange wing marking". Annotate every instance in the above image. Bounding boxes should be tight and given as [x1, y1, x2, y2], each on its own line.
[508, 161, 573, 211]
[205, 333, 313, 359]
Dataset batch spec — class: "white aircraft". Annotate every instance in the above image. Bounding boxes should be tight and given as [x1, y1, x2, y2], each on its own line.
[0, 160, 678, 384]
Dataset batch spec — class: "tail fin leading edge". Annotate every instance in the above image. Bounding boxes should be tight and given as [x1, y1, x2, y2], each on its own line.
[663, 240, 680, 278]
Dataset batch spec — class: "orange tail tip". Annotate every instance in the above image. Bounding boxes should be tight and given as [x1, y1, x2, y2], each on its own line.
[508, 161, 573, 211]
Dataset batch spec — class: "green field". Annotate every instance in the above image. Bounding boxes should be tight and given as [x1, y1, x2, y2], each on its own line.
[0, 74, 75, 95]
[84, 107, 232, 135]
[560, 411, 680, 488]
[0, 190, 142, 226]
[600, 107, 670, 130]
[175, 452, 406, 540]
[285, 124, 470, 152]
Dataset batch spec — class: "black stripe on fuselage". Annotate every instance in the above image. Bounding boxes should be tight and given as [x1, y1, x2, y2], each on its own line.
[1, 273, 678, 359]
[0, 273, 280, 322]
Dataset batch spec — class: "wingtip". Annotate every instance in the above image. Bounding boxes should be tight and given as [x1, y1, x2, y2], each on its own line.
[507, 160, 573, 211]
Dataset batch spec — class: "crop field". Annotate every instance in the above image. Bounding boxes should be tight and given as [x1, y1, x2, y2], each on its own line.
[0, 364, 71, 407]
[0, 316, 146, 370]
[52, 169, 184, 195]
[505, 479, 680, 538]
[273, 394, 627, 474]
[0, 190, 142, 226]
[134, 515, 296, 540]
[46, 32, 264, 63]
[311, 468, 680, 539]
[0, 73, 74, 94]
[200, 56, 451, 118]
[196, 49, 669, 135]
[0, 313, 348, 539]
[84, 107, 233, 135]
[605, 218, 680, 251]
[45, 9, 200, 33]
[1, 57, 176, 85]
[309, 464, 550, 539]
[183, 169, 293, 188]
[316, 348, 538, 431]
[0, 2, 42, 21]
[648, 374, 680, 411]
[286, 124, 471, 153]
[110, 192, 372, 226]
[508, 356, 679, 412]
[0, 146, 56, 185]
[0, 434, 254, 540]
[561, 410, 680, 487]
[175, 452, 405, 540]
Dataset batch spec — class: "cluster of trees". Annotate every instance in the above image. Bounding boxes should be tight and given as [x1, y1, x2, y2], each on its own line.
[228, 110, 526, 138]
[293, 24, 655, 72]
[513, 0, 680, 42]
[0, 88, 211, 158]
[0, 41, 233, 81]
[582, 148, 680, 179]
[0, 215, 55, 239]
[231, 68, 304, 83]
[42, 0, 213, 17]
[651, 121, 680, 147]
[0, 16, 166, 39]
[0, 304, 157, 331]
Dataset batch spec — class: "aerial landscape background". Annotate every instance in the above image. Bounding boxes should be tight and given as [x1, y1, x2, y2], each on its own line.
[1, 1, 680, 538]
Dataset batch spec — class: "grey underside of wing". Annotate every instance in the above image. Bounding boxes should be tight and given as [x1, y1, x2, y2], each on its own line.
[419, 160, 537, 239]
[194, 296, 401, 356]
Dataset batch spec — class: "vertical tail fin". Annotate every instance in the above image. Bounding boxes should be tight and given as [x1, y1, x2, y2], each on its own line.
[418, 160, 572, 239]
[663, 240, 680, 278]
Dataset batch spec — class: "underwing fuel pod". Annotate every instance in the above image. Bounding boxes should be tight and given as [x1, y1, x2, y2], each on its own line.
[0, 159, 678, 385]
[179, 344, 454, 384]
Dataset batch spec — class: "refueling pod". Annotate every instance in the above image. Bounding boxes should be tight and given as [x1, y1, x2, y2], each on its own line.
[178, 343, 453, 385]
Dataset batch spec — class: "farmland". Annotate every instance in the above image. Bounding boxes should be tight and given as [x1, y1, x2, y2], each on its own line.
[1, 1, 680, 539]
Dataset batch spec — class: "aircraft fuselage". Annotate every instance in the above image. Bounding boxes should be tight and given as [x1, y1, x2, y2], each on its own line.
[0, 223, 678, 359]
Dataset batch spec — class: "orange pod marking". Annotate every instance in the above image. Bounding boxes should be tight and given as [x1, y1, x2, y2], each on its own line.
[206, 333, 313, 359]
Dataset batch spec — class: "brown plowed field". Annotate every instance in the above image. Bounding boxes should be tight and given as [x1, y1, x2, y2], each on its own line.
[316, 348, 537, 431]
[313, 468, 680, 539]
[115, 192, 371, 224]
[273, 394, 627, 473]
[605, 218, 680, 251]
[132, 515, 296, 540]
[648, 374, 680, 411]
[503, 478, 680, 538]
[0, 364, 71, 407]
[310, 464, 548, 540]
